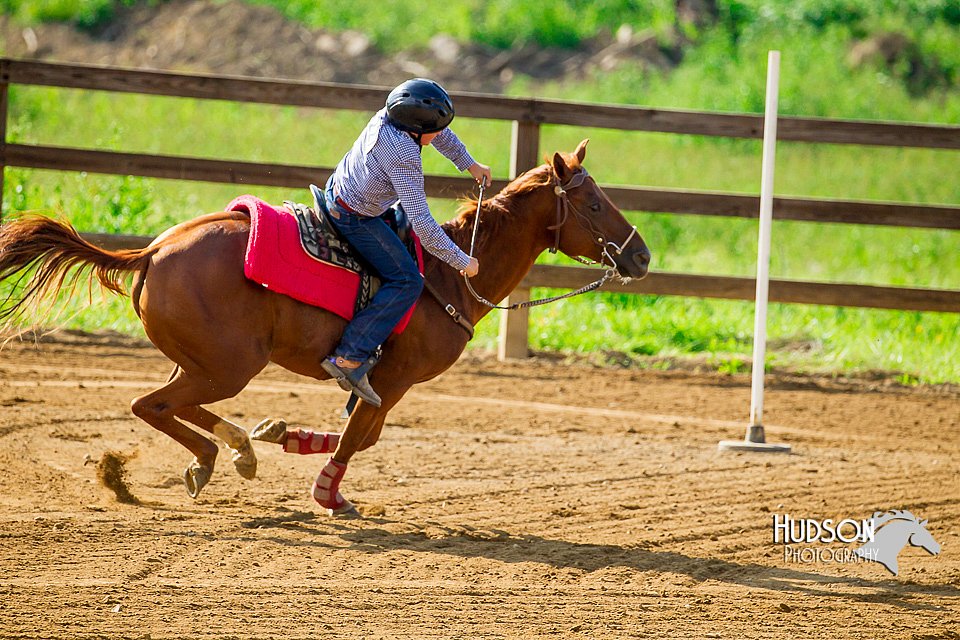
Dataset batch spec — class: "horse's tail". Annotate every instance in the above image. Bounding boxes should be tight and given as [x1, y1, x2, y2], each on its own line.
[0, 214, 158, 322]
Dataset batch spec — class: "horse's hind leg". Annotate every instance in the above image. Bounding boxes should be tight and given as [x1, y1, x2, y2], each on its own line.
[131, 369, 252, 498]
[175, 405, 257, 480]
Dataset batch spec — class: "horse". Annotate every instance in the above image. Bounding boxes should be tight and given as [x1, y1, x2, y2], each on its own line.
[854, 510, 940, 575]
[0, 139, 650, 514]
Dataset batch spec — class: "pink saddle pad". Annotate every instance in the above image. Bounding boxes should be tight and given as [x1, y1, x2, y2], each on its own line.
[230, 195, 420, 333]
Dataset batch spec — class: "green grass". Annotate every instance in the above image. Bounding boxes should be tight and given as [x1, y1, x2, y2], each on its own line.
[1, 0, 958, 382]
[0, 0, 676, 49]
[0, 0, 126, 30]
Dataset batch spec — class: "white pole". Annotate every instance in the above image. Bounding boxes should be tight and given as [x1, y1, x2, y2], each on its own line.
[748, 50, 780, 436]
[719, 51, 790, 453]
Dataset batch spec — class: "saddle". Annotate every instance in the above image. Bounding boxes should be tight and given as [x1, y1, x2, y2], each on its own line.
[232, 190, 423, 332]
[303, 184, 419, 313]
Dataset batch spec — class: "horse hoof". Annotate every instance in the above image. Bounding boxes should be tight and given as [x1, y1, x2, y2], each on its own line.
[183, 459, 213, 498]
[328, 499, 360, 518]
[230, 439, 258, 480]
[313, 489, 359, 517]
[250, 418, 287, 444]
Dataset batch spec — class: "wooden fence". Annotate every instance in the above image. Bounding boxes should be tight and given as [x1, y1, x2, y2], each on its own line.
[1, 58, 958, 358]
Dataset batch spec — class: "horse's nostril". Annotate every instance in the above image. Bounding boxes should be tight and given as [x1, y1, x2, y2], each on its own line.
[634, 250, 651, 268]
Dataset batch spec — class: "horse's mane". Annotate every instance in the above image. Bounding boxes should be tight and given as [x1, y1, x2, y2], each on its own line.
[442, 153, 582, 250]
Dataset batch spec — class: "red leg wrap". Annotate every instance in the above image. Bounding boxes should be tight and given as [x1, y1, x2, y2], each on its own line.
[312, 457, 348, 510]
[284, 429, 340, 455]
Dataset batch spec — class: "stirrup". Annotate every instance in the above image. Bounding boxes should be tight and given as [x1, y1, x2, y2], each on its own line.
[320, 355, 382, 408]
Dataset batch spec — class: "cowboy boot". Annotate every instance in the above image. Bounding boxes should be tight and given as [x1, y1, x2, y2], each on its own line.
[320, 355, 382, 407]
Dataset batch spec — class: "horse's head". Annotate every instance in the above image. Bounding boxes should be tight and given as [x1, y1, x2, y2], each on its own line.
[548, 139, 651, 280]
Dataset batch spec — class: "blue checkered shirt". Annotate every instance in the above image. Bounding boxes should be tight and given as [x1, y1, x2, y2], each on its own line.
[329, 108, 475, 271]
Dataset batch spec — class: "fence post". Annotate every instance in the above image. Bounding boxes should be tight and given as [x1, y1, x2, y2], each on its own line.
[0, 59, 9, 222]
[498, 120, 540, 360]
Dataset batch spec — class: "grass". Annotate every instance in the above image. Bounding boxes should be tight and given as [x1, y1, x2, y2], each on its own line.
[0, 0, 676, 50]
[1, 0, 958, 383]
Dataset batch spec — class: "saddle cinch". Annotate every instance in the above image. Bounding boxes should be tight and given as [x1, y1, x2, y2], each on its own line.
[233, 185, 424, 330]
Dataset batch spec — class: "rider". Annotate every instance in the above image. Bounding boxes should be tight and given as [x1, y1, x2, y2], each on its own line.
[320, 78, 491, 408]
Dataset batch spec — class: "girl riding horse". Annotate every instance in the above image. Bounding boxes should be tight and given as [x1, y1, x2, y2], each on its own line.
[319, 78, 491, 410]
[0, 137, 649, 514]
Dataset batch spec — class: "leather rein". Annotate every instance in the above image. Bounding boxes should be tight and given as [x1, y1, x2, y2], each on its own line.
[423, 167, 638, 337]
[463, 168, 638, 311]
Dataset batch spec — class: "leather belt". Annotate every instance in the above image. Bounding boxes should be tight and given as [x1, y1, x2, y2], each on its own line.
[335, 196, 356, 214]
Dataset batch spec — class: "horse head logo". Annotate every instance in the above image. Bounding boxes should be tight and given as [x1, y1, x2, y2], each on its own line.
[854, 510, 940, 575]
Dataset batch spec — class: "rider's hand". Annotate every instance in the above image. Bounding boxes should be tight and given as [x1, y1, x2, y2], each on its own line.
[461, 257, 480, 278]
[468, 163, 492, 188]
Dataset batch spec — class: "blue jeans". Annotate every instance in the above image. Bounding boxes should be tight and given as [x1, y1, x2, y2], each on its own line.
[324, 186, 423, 362]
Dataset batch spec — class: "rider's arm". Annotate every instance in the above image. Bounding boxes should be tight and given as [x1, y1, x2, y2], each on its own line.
[387, 155, 471, 272]
[433, 128, 491, 187]
[431, 128, 476, 172]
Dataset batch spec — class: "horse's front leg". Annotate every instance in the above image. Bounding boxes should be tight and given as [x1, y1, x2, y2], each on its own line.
[311, 388, 402, 516]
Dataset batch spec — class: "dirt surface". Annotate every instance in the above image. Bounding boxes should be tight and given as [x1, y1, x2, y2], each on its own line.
[0, 332, 958, 639]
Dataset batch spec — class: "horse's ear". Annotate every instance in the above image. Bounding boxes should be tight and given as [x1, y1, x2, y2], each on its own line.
[575, 139, 589, 163]
[552, 152, 571, 181]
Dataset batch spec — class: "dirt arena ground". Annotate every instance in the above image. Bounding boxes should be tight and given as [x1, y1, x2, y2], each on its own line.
[0, 332, 957, 639]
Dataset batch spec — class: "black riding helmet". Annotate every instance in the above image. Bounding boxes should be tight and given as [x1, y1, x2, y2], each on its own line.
[385, 78, 455, 136]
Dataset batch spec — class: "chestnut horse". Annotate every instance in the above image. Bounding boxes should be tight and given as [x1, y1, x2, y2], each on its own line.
[0, 140, 650, 514]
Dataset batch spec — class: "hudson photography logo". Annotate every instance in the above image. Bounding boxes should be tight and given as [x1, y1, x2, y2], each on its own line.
[773, 509, 941, 575]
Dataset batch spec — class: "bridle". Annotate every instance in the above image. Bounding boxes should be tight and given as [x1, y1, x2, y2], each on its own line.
[547, 168, 638, 271]
[462, 167, 639, 311]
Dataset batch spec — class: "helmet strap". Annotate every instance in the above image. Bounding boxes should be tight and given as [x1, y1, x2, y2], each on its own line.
[410, 132, 425, 152]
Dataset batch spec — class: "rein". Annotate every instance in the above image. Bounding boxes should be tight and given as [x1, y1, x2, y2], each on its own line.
[462, 169, 637, 311]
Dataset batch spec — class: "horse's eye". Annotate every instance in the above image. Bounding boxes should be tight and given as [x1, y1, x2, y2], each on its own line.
[589, 201, 601, 213]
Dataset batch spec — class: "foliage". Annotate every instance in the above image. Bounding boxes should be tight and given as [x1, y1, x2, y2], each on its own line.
[4, 0, 958, 63]
[235, 0, 676, 51]
[1, 0, 958, 382]
[0, 0, 137, 30]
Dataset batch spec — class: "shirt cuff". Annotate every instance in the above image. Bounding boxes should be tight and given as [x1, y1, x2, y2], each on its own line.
[450, 249, 471, 272]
